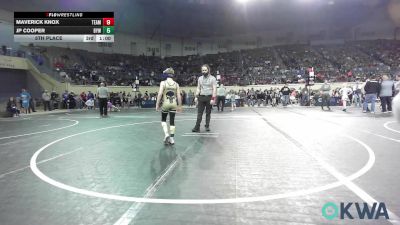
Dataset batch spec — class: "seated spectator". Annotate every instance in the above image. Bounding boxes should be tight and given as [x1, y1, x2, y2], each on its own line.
[107, 100, 120, 112]
[6, 97, 20, 117]
[85, 98, 94, 110]
[41, 40, 400, 87]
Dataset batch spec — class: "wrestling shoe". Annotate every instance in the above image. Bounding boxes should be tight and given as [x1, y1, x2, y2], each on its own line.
[164, 136, 170, 145]
[169, 137, 175, 145]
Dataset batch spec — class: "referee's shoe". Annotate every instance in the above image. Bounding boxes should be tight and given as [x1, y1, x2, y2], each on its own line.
[205, 126, 210, 132]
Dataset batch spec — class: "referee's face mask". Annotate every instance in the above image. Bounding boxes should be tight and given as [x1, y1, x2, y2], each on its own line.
[202, 66, 209, 76]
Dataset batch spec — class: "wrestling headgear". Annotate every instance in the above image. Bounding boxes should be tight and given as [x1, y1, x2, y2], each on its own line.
[163, 67, 175, 78]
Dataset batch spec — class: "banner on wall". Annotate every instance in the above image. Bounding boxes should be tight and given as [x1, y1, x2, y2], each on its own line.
[0, 55, 28, 70]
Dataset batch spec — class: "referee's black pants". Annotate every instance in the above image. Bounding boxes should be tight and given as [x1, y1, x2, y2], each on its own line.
[195, 95, 212, 129]
[99, 98, 108, 116]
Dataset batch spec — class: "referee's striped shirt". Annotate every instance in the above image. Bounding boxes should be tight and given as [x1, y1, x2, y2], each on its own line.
[198, 75, 217, 96]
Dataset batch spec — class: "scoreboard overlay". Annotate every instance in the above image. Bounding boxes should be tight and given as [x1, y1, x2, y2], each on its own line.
[14, 12, 114, 42]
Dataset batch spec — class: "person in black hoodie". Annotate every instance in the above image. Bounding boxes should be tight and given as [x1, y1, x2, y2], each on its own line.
[280, 84, 291, 107]
[67, 92, 76, 109]
[363, 76, 381, 114]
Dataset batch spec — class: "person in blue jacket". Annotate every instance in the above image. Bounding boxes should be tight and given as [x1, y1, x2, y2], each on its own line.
[20, 89, 31, 114]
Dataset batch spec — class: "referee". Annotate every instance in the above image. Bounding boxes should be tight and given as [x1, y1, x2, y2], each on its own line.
[192, 64, 217, 132]
[97, 82, 109, 118]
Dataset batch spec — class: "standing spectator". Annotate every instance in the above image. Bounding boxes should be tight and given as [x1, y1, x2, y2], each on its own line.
[274, 89, 281, 106]
[137, 92, 142, 108]
[363, 76, 381, 114]
[394, 73, 400, 121]
[188, 90, 194, 107]
[97, 82, 109, 117]
[181, 90, 187, 106]
[319, 80, 331, 110]
[42, 90, 51, 111]
[229, 90, 236, 111]
[122, 91, 128, 108]
[258, 90, 266, 107]
[87, 91, 94, 100]
[216, 84, 226, 112]
[301, 86, 309, 106]
[29, 96, 36, 113]
[393, 91, 400, 122]
[394, 74, 400, 96]
[50, 90, 57, 110]
[62, 90, 69, 109]
[1, 45, 6, 55]
[127, 92, 132, 108]
[280, 84, 291, 107]
[239, 90, 246, 107]
[266, 88, 272, 106]
[20, 89, 31, 114]
[379, 75, 395, 113]
[290, 89, 297, 105]
[247, 88, 256, 107]
[67, 92, 76, 109]
[353, 81, 362, 108]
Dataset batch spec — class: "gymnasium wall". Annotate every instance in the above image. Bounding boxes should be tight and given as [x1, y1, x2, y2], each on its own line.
[0, 68, 27, 102]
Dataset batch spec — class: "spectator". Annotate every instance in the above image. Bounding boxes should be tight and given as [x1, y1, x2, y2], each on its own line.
[188, 90, 194, 107]
[87, 90, 94, 100]
[107, 100, 120, 112]
[301, 86, 309, 106]
[80, 91, 87, 108]
[319, 80, 332, 110]
[217, 84, 226, 111]
[393, 91, 400, 122]
[29, 96, 36, 113]
[62, 90, 69, 109]
[67, 92, 76, 109]
[42, 90, 51, 111]
[352, 81, 362, 108]
[1, 45, 6, 55]
[394, 74, 400, 96]
[363, 76, 381, 114]
[20, 89, 31, 114]
[229, 90, 236, 111]
[280, 84, 291, 107]
[6, 97, 20, 117]
[50, 90, 57, 110]
[85, 98, 94, 110]
[379, 75, 395, 113]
